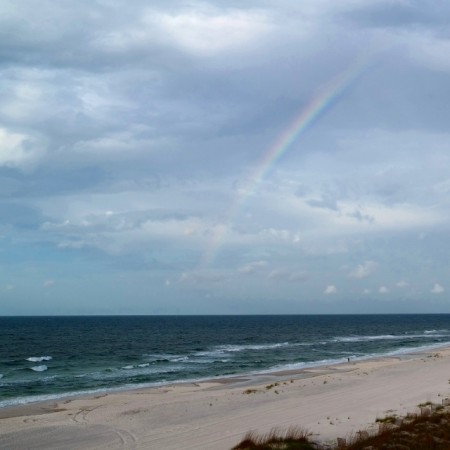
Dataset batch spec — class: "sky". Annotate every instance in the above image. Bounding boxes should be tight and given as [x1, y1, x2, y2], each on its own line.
[1, 0, 450, 315]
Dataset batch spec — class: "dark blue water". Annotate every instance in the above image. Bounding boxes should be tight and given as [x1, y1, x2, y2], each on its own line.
[1, 315, 450, 407]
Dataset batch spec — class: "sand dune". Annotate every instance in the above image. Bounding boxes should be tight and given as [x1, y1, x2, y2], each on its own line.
[1, 349, 450, 449]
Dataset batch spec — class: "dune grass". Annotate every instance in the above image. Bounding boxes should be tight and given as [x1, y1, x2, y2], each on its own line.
[232, 426, 315, 450]
[232, 402, 450, 449]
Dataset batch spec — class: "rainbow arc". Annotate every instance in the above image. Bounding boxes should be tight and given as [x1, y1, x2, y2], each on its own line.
[199, 56, 374, 269]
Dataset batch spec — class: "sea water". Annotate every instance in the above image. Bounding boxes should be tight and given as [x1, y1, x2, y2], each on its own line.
[1, 314, 450, 407]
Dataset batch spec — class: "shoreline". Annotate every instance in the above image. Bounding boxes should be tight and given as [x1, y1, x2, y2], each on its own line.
[2, 338, 449, 411]
[2, 346, 450, 449]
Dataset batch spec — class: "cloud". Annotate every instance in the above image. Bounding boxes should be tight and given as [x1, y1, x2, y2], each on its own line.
[431, 283, 444, 294]
[396, 280, 408, 288]
[305, 191, 338, 211]
[379, 286, 389, 294]
[342, 1, 450, 29]
[348, 261, 378, 279]
[2, 0, 450, 314]
[347, 208, 375, 223]
[238, 260, 268, 274]
[324, 285, 337, 295]
[0, 128, 45, 170]
[268, 268, 308, 282]
[149, 8, 272, 57]
[43, 280, 55, 288]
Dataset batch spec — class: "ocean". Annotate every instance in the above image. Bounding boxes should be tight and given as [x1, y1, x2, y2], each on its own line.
[1, 314, 450, 408]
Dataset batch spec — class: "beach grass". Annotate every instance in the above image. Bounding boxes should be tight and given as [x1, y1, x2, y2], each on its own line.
[232, 402, 450, 449]
[232, 426, 315, 450]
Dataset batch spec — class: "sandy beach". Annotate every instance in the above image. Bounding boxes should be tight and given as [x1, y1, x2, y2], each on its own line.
[1, 348, 450, 449]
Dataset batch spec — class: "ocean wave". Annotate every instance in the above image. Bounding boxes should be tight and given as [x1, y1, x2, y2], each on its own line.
[170, 356, 189, 362]
[30, 365, 48, 372]
[26, 356, 53, 362]
[269, 356, 346, 372]
[332, 333, 447, 343]
[122, 362, 166, 369]
[219, 342, 291, 352]
[144, 354, 188, 363]
[143, 343, 293, 365]
[264, 339, 450, 374]
[195, 342, 291, 358]
[89, 364, 186, 380]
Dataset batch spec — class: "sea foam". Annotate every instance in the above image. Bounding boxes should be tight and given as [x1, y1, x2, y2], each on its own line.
[31, 365, 48, 372]
[26, 356, 52, 362]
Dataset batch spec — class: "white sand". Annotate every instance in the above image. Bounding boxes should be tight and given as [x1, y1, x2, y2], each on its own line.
[1, 348, 450, 449]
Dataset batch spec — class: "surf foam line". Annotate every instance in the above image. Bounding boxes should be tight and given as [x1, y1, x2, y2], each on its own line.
[199, 55, 374, 269]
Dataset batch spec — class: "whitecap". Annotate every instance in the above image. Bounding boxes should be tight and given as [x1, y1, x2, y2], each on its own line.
[26, 356, 52, 362]
[170, 356, 189, 362]
[122, 365, 134, 370]
[331, 333, 446, 343]
[196, 342, 290, 358]
[218, 342, 290, 352]
[31, 365, 48, 372]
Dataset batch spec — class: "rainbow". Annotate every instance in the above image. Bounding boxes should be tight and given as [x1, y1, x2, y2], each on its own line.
[199, 56, 373, 269]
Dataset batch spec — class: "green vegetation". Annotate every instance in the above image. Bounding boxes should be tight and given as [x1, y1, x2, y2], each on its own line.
[375, 415, 397, 424]
[232, 402, 450, 449]
[243, 389, 259, 395]
[232, 427, 315, 450]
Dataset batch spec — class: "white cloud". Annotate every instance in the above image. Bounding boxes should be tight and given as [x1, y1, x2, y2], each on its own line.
[95, 6, 273, 58]
[43, 280, 55, 288]
[0, 77, 45, 121]
[396, 280, 408, 288]
[324, 285, 337, 295]
[0, 128, 44, 170]
[349, 260, 378, 279]
[150, 8, 272, 56]
[431, 283, 444, 294]
[362, 288, 371, 295]
[379, 286, 389, 294]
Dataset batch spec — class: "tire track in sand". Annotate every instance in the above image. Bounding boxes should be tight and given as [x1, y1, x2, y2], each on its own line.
[71, 404, 137, 448]
[72, 405, 101, 424]
[113, 427, 138, 449]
